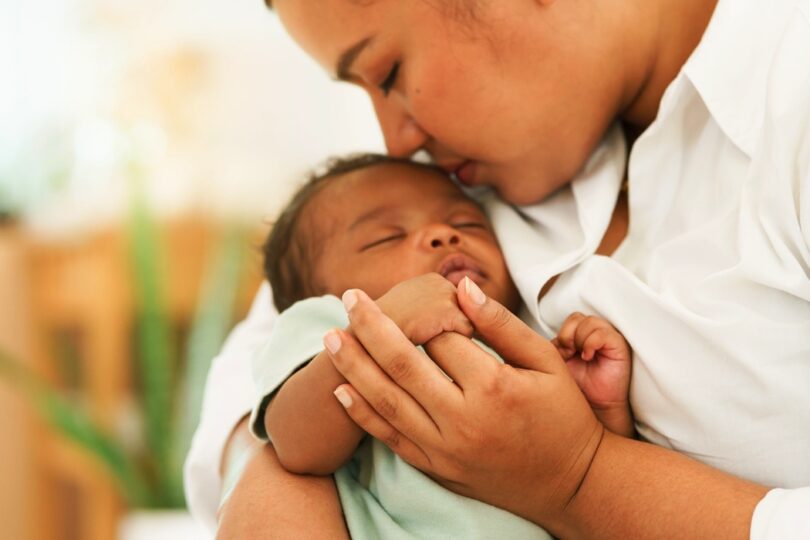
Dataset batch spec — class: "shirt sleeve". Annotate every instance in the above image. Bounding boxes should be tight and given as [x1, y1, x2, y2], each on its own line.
[182, 282, 277, 534]
[248, 295, 348, 439]
[750, 488, 810, 539]
[750, 17, 810, 538]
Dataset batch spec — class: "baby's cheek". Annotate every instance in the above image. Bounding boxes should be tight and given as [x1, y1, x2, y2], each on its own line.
[488, 267, 521, 311]
[362, 266, 417, 300]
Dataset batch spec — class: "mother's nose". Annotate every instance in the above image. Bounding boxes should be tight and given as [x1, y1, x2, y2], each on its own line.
[371, 94, 428, 158]
[421, 223, 461, 250]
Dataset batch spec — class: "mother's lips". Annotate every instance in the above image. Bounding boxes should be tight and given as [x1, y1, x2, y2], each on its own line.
[453, 161, 477, 185]
[437, 253, 486, 286]
[438, 160, 477, 186]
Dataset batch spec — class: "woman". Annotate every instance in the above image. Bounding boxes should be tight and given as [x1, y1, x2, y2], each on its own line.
[187, 0, 810, 537]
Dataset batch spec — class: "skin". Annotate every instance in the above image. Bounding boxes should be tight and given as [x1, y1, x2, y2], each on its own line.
[272, 0, 707, 205]
[222, 0, 770, 538]
[266, 164, 631, 477]
[265, 163, 522, 475]
[216, 418, 349, 539]
[221, 164, 522, 538]
[553, 312, 635, 438]
[304, 162, 520, 308]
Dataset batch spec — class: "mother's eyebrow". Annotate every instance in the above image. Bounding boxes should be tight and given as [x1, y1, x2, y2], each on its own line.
[336, 36, 374, 81]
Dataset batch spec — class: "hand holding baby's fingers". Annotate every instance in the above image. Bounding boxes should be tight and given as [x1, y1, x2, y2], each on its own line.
[377, 273, 472, 345]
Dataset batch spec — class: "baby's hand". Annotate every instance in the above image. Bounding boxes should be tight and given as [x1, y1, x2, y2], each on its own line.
[374, 273, 473, 345]
[552, 312, 635, 437]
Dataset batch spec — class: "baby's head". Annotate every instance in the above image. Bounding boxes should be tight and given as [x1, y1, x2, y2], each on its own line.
[264, 154, 520, 313]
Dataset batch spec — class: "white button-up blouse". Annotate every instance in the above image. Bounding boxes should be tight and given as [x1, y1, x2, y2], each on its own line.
[185, 0, 810, 536]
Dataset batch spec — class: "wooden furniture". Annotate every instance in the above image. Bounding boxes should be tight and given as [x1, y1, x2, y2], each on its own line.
[0, 224, 40, 540]
[0, 217, 265, 540]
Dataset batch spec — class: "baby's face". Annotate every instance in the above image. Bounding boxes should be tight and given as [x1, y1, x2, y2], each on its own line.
[305, 163, 520, 310]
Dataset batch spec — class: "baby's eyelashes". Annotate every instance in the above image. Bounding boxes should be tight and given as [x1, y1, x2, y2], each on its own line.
[360, 233, 407, 251]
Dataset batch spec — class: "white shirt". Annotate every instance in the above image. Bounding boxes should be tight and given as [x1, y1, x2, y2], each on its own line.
[536, 0, 810, 536]
[184, 0, 810, 536]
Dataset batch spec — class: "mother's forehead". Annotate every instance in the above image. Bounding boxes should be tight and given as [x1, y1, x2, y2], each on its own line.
[273, 0, 387, 75]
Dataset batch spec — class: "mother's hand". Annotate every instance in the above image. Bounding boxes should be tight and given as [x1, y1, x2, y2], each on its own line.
[325, 278, 605, 533]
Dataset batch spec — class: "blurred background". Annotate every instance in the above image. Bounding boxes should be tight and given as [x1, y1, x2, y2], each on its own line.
[0, 0, 383, 538]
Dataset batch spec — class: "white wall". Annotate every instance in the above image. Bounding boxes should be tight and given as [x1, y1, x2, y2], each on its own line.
[0, 0, 384, 235]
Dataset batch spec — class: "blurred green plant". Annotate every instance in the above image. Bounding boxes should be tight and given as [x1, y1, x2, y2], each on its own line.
[0, 176, 248, 509]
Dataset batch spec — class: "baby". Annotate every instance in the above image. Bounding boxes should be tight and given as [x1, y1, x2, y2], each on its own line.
[250, 154, 634, 539]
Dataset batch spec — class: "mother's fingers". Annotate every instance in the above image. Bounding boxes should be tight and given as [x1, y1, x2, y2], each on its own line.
[333, 384, 433, 472]
[424, 332, 500, 389]
[342, 289, 462, 414]
[457, 277, 564, 374]
[325, 326, 445, 444]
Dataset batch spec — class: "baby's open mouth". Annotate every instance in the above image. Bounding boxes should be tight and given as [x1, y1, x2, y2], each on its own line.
[437, 253, 487, 287]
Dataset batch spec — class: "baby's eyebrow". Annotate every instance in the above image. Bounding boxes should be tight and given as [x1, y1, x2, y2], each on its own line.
[448, 194, 486, 213]
[348, 205, 395, 231]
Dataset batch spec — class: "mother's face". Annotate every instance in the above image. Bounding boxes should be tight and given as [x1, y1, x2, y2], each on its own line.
[275, 0, 626, 205]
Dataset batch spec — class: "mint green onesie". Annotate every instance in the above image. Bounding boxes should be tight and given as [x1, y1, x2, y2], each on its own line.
[249, 295, 552, 540]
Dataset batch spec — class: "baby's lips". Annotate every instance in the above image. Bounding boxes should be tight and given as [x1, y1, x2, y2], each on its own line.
[437, 254, 487, 288]
[443, 269, 483, 287]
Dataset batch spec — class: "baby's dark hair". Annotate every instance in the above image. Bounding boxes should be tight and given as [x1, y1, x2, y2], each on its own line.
[263, 153, 447, 312]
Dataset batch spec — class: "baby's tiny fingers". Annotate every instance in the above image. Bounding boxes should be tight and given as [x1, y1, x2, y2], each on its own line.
[551, 338, 576, 360]
[581, 328, 611, 360]
[573, 316, 609, 349]
[453, 313, 475, 338]
[557, 312, 586, 347]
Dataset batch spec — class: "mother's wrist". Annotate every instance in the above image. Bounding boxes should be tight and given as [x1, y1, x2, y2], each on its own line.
[553, 427, 618, 538]
[538, 422, 608, 538]
[554, 431, 770, 539]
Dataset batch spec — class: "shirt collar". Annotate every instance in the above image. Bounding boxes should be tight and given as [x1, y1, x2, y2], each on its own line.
[483, 125, 626, 329]
[681, 0, 798, 156]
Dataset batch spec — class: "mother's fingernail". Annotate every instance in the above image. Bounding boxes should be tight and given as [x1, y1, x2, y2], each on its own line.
[324, 330, 341, 354]
[334, 387, 353, 408]
[464, 276, 487, 305]
[342, 289, 358, 311]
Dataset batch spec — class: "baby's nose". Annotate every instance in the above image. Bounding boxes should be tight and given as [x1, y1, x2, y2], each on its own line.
[425, 225, 461, 249]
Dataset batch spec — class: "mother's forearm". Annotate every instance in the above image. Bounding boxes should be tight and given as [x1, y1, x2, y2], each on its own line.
[217, 442, 349, 539]
[556, 431, 768, 539]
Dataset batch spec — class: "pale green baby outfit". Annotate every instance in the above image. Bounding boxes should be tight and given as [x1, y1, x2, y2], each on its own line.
[249, 295, 552, 540]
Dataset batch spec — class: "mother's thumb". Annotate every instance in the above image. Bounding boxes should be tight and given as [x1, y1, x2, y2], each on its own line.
[457, 277, 563, 374]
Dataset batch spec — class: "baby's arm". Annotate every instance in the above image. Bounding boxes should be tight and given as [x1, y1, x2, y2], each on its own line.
[553, 312, 636, 438]
[265, 349, 362, 475]
[266, 273, 473, 475]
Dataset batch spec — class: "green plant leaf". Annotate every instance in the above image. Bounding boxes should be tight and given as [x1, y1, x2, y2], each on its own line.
[127, 165, 176, 507]
[0, 349, 150, 506]
[170, 226, 247, 506]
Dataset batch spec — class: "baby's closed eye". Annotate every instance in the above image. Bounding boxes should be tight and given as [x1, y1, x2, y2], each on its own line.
[360, 232, 406, 251]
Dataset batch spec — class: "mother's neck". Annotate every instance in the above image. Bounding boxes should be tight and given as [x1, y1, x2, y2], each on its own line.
[620, 0, 718, 129]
